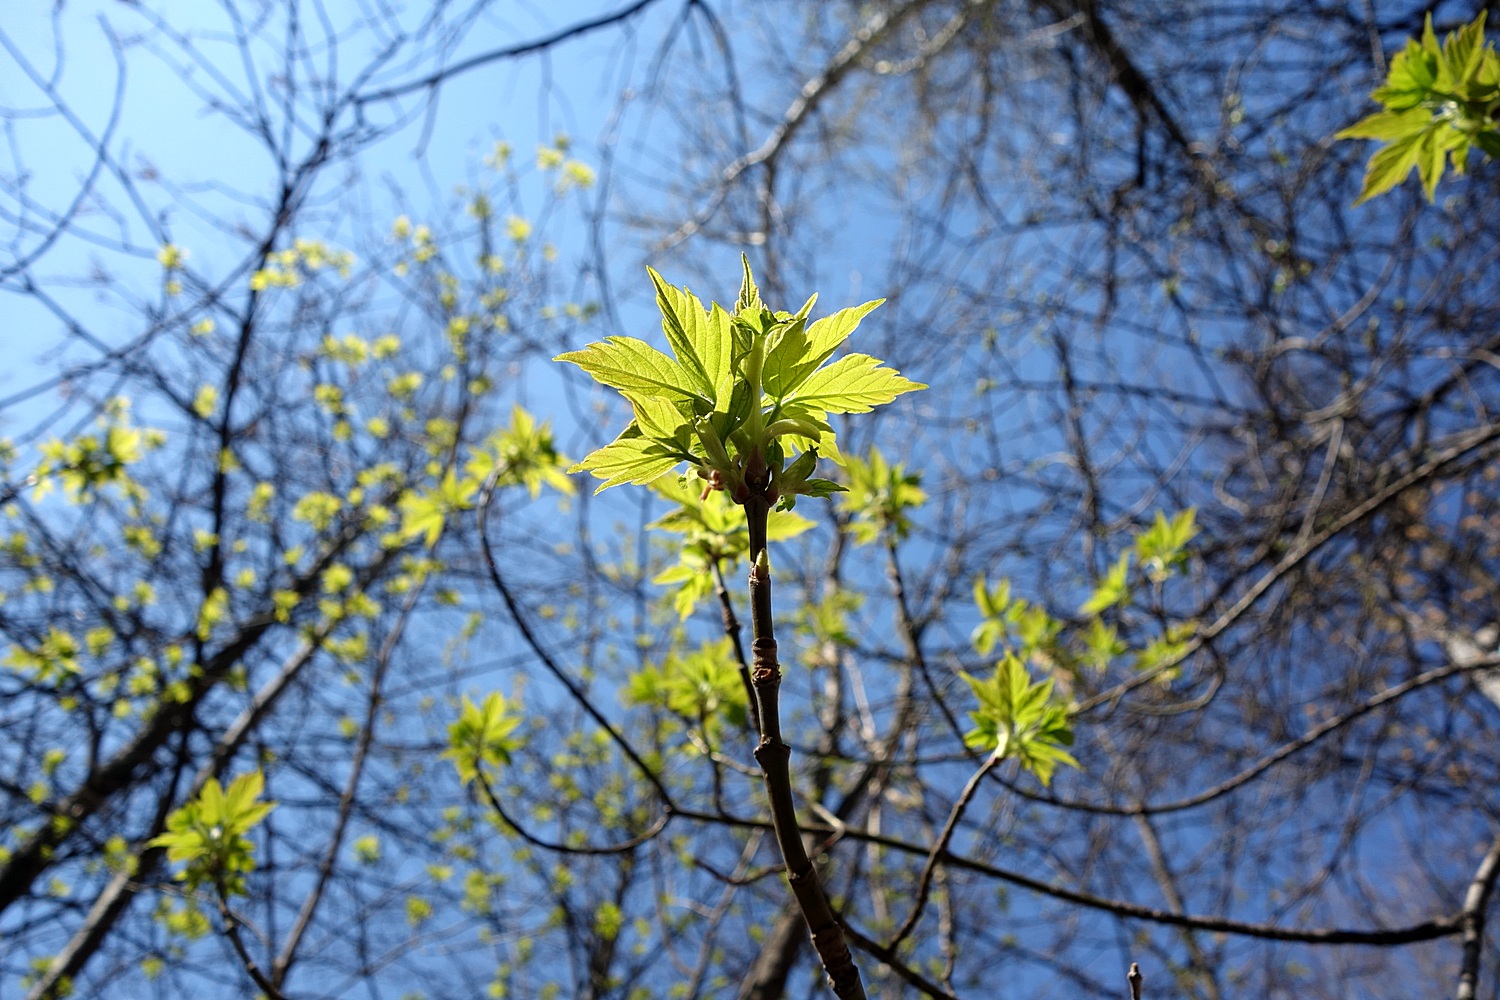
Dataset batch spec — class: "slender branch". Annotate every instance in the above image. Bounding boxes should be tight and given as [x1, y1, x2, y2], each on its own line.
[842, 922, 961, 1000]
[1078, 423, 1500, 714]
[472, 768, 668, 856]
[353, 0, 668, 106]
[670, 805, 1466, 944]
[742, 495, 866, 1000]
[1456, 833, 1500, 1000]
[216, 884, 286, 1000]
[657, 0, 931, 250]
[0, 515, 374, 916]
[1006, 654, 1500, 816]
[271, 577, 422, 988]
[883, 532, 969, 752]
[888, 750, 1000, 950]
[477, 468, 674, 806]
[684, 832, 764, 1000]
[24, 597, 356, 1000]
[711, 556, 761, 734]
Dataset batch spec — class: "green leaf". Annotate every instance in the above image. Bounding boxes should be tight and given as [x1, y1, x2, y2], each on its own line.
[837, 447, 926, 543]
[1335, 107, 1431, 142]
[648, 267, 726, 402]
[648, 474, 813, 614]
[792, 478, 846, 499]
[761, 311, 816, 400]
[802, 300, 885, 372]
[555, 336, 708, 405]
[789, 354, 927, 414]
[569, 425, 687, 493]
[1079, 618, 1126, 672]
[1080, 552, 1131, 615]
[468, 405, 576, 500]
[1416, 126, 1454, 200]
[147, 771, 277, 895]
[1353, 129, 1427, 205]
[352, 835, 381, 863]
[735, 253, 762, 315]
[398, 469, 476, 547]
[1445, 12, 1488, 85]
[625, 639, 746, 731]
[1135, 508, 1199, 581]
[1344, 12, 1500, 204]
[651, 559, 716, 620]
[556, 261, 922, 514]
[222, 771, 275, 833]
[624, 391, 693, 442]
[766, 506, 818, 540]
[973, 576, 1011, 619]
[961, 656, 1078, 785]
[444, 692, 525, 785]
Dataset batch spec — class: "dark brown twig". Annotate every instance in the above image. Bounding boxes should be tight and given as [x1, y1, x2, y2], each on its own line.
[842, 922, 962, 1000]
[669, 804, 1467, 945]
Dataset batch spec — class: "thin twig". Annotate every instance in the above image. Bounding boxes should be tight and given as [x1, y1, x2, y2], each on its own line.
[996, 653, 1500, 815]
[842, 922, 962, 1000]
[473, 769, 668, 855]
[884, 532, 971, 754]
[1078, 423, 1500, 714]
[888, 750, 1000, 950]
[711, 556, 761, 734]
[272, 577, 424, 988]
[216, 884, 286, 1000]
[657, 0, 929, 251]
[477, 468, 674, 806]
[353, 0, 668, 105]
[669, 805, 1467, 944]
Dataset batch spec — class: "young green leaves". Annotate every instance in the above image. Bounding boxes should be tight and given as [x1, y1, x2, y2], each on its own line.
[1338, 13, 1500, 204]
[444, 692, 525, 786]
[148, 771, 277, 896]
[961, 656, 1077, 786]
[557, 259, 924, 510]
[625, 638, 749, 733]
[837, 447, 926, 545]
[648, 475, 813, 619]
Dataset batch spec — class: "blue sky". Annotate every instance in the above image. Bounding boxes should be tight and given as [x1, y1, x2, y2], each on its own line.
[0, 1, 688, 438]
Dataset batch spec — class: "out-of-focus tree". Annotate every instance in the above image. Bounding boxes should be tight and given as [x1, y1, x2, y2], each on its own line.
[3, 2, 1500, 999]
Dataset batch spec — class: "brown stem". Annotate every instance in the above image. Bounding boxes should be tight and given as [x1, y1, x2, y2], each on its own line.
[474, 766, 669, 855]
[742, 494, 866, 1000]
